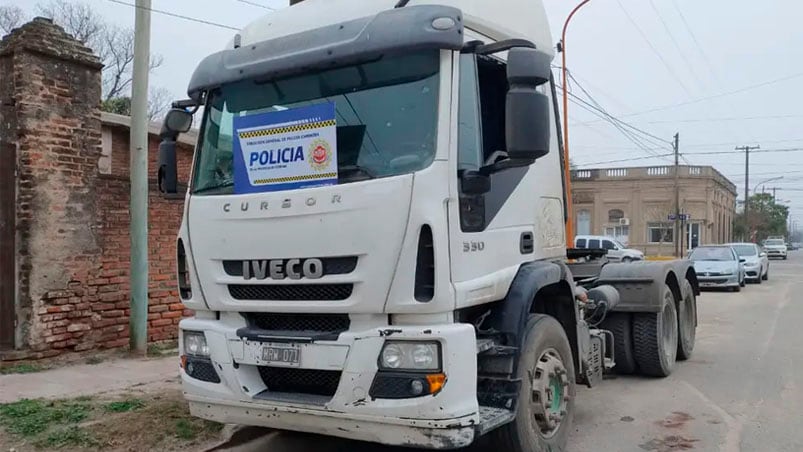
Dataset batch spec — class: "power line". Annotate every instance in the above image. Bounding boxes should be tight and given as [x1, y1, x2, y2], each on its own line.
[685, 148, 803, 156]
[578, 153, 675, 166]
[105, 0, 240, 30]
[647, 0, 707, 91]
[559, 86, 672, 161]
[566, 72, 673, 147]
[236, 0, 277, 10]
[670, 0, 720, 82]
[622, 71, 803, 118]
[615, 0, 693, 98]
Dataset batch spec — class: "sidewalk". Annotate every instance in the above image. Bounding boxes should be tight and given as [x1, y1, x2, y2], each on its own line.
[0, 356, 179, 403]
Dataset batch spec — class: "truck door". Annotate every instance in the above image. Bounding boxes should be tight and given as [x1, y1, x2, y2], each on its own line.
[448, 48, 565, 307]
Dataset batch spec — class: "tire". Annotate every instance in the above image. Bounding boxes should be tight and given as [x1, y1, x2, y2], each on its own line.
[488, 314, 576, 452]
[622, 257, 633, 263]
[676, 281, 696, 361]
[733, 284, 741, 293]
[600, 313, 637, 374]
[633, 284, 678, 377]
[763, 267, 769, 281]
[739, 276, 746, 288]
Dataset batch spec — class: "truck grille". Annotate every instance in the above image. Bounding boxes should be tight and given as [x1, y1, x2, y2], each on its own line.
[223, 257, 358, 277]
[228, 284, 353, 301]
[243, 313, 350, 334]
[257, 367, 342, 397]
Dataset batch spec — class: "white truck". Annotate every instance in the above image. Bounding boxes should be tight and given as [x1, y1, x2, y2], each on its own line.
[156, 0, 700, 450]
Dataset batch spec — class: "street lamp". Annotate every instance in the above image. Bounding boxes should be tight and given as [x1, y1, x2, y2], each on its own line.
[560, 0, 592, 243]
[753, 176, 783, 194]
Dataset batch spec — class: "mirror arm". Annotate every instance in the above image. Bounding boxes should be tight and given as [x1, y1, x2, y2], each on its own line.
[479, 157, 535, 176]
[461, 39, 537, 55]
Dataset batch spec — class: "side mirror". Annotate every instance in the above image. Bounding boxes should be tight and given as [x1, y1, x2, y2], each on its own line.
[759, 252, 767, 257]
[158, 139, 179, 195]
[163, 108, 193, 134]
[505, 47, 552, 161]
[460, 170, 491, 195]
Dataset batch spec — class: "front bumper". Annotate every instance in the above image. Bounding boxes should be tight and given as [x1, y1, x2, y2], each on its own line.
[766, 250, 787, 258]
[696, 274, 739, 288]
[179, 315, 480, 449]
[744, 265, 762, 279]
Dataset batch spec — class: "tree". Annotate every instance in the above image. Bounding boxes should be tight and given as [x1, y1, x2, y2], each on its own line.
[36, 0, 166, 105]
[733, 193, 788, 242]
[3, 1, 172, 117]
[101, 86, 171, 121]
[0, 5, 25, 35]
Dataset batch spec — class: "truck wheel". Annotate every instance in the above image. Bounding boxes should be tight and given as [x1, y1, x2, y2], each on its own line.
[600, 313, 637, 374]
[489, 314, 575, 452]
[676, 281, 696, 361]
[622, 257, 633, 263]
[633, 284, 678, 377]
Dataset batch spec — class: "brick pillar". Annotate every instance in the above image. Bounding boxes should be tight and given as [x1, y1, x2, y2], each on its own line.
[0, 18, 103, 356]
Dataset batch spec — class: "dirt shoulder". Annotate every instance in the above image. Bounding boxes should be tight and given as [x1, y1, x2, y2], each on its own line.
[0, 380, 225, 452]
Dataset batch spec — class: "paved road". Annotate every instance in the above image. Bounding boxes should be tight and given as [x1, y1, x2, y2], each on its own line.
[222, 253, 803, 452]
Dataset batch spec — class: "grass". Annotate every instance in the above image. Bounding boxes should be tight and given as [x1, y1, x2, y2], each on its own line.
[104, 398, 144, 413]
[0, 364, 44, 375]
[0, 399, 91, 437]
[0, 390, 224, 450]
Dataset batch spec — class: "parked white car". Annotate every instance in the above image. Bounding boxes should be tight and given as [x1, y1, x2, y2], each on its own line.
[727, 242, 769, 283]
[574, 235, 644, 262]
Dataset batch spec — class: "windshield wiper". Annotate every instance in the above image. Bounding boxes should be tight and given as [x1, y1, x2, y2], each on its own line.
[338, 165, 376, 182]
[194, 182, 234, 194]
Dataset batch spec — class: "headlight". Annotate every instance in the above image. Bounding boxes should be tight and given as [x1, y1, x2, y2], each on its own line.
[380, 341, 440, 371]
[183, 331, 209, 357]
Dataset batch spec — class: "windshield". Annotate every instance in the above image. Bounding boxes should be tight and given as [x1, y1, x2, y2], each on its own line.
[690, 247, 735, 261]
[613, 240, 626, 249]
[193, 51, 441, 195]
[765, 239, 785, 246]
[731, 245, 757, 256]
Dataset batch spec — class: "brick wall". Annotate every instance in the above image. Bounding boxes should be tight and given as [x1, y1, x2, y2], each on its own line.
[0, 18, 195, 362]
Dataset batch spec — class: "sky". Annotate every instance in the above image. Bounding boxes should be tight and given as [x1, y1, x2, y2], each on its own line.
[5, 0, 803, 224]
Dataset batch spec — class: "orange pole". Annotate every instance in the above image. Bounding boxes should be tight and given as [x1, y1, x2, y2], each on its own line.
[561, 0, 592, 246]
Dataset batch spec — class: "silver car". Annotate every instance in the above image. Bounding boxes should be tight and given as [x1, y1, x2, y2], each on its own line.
[727, 243, 769, 283]
[690, 245, 746, 292]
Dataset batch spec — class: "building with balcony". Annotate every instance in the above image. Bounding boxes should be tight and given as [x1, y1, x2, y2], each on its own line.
[571, 165, 737, 256]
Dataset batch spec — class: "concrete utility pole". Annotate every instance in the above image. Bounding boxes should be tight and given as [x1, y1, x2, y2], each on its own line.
[130, 0, 152, 355]
[674, 133, 681, 257]
[736, 145, 760, 241]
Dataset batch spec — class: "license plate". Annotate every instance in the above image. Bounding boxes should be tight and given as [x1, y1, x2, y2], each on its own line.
[261, 344, 300, 366]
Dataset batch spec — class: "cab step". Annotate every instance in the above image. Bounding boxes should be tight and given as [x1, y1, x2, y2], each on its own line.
[476, 338, 517, 356]
[476, 406, 516, 436]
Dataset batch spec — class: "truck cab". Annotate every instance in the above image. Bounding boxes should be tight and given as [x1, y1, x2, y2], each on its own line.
[157, 1, 699, 450]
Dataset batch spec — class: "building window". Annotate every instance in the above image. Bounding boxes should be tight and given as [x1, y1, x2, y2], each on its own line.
[604, 225, 630, 244]
[608, 209, 625, 223]
[99, 128, 112, 175]
[577, 209, 591, 236]
[647, 222, 674, 243]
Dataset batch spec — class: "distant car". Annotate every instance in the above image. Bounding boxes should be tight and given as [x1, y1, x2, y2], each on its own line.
[689, 245, 746, 292]
[789, 242, 800, 251]
[574, 235, 644, 262]
[763, 239, 788, 260]
[727, 243, 769, 283]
